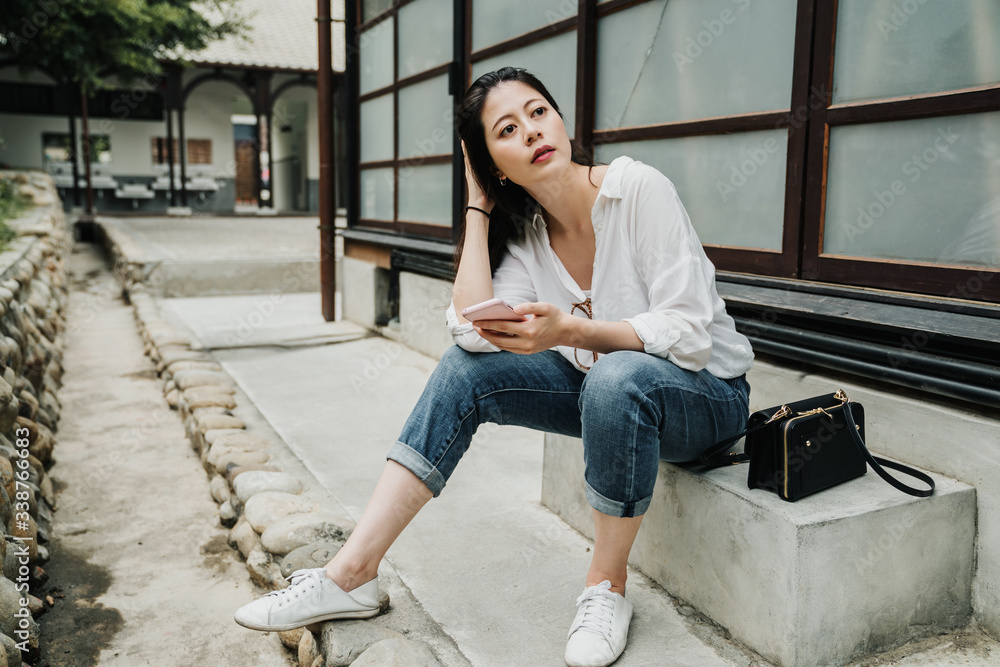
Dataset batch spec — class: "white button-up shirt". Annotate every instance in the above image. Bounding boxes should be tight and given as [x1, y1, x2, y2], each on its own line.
[446, 155, 755, 378]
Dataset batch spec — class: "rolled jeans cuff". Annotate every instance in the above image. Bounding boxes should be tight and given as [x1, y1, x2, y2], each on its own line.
[387, 440, 446, 497]
[584, 478, 652, 519]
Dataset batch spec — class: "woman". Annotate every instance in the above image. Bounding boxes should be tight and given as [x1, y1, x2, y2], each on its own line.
[235, 67, 754, 667]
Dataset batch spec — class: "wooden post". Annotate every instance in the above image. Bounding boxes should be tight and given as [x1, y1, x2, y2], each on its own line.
[317, 0, 337, 321]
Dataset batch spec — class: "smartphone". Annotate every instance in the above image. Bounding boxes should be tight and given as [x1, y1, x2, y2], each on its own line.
[461, 297, 528, 322]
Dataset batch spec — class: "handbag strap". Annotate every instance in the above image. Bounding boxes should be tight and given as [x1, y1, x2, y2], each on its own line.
[841, 402, 935, 497]
[698, 423, 759, 468]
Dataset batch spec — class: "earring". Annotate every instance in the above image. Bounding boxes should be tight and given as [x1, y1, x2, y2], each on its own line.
[499, 175, 507, 187]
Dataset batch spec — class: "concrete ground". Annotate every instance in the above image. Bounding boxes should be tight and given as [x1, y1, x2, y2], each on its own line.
[39, 214, 998, 667]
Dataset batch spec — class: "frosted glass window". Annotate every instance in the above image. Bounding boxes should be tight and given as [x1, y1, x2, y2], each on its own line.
[473, 31, 577, 138]
[361, 94, 394, 163]
[398, 163, 451, 225]
[398, 75, 452, 162]
[472, 0, 577, 51]
[595, 130, 788, 251]
[399, 0, 453, 77]
[362, 0, 393, 23]
[360, 21, 394, 95]
[824, 112, 1000, 269]
[361, 168, 394, 220]
[833, 0, 1000, 103]
[596, 0, 796, 129]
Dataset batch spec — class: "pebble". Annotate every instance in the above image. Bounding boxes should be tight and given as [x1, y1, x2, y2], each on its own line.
[350, 638, 443, 667]
[214, 449, 271, 474]
[172, 369, 235, 390]
[203, 428, 248, 447]
[26, 595, 43, 617]
[0, 458, 11, 499]
[195, 413, 245, 434]
[0, 632, 18, 667]
[218, 500, 237, 527]
[165, 388, 180, 408]
[158, 349, 215, 368]
[0, 578, 26, 637]
[278, 627, 305, 651]
[299, 629, 320, 667]
[163, 360, 224, 374]
[226, 464, 282, 488]
[229, 515, 261, 559]
[246, 544, 273, 586]
[211, 431, 272, 451]
[321, 621, 404, 667]
[244, 491, 321, 534]
[209, 474, 231, 504]
[183, 389, 236, 410]
[280, 541, 342, 579]
[233, 471, 303, 504]
[207, 440, 267, 470]
[260, 511, 351, 556]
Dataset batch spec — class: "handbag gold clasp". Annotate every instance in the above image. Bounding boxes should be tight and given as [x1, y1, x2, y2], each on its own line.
[765, 405, 792, 424]
[834, 389, 849, 403]
[797, 406, 833, 418]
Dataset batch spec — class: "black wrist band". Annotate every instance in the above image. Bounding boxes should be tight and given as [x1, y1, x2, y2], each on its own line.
[466, 205, 491, 218]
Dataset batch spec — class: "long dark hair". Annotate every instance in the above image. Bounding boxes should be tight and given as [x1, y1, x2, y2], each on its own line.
[454, 67, 596, 275]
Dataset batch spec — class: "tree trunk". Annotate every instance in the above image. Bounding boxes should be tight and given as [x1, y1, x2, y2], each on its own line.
[80, 91, 94, 216]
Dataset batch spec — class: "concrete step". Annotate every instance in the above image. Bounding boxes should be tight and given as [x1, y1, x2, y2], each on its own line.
[543, 433, 976, 667]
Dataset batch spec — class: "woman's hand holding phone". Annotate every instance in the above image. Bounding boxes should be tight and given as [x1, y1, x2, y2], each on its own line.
[467, 299, 570, 354]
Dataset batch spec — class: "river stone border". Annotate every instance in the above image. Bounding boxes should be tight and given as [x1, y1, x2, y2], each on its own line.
[99, 221, 444, 667]
[0, 170, 73, 666]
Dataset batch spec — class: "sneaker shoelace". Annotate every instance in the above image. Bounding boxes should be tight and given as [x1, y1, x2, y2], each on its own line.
[570, 580, 616, 641]
[263, 568, 321, 608]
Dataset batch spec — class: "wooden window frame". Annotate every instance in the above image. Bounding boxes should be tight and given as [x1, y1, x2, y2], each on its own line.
[355, 0, 454, 240]
[348, 0, 1000, 303]
[801, 0, 1000, 302]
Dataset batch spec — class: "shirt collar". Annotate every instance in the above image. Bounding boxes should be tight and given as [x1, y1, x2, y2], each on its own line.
[529, 156, 632, 232]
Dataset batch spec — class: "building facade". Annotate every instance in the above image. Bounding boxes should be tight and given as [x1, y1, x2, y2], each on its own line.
[336, 0, 1000, 656]
[0, 0, 345, 215]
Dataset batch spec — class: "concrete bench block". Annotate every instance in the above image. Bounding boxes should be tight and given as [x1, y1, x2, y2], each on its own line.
[542, 434, 976, 667]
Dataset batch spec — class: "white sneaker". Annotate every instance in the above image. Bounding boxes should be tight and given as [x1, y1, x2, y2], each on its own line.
[565, 580, 633, 667]
[234, 568, 380, 632]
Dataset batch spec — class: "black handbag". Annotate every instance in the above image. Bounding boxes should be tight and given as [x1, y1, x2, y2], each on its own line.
[700, 390, 935, 502]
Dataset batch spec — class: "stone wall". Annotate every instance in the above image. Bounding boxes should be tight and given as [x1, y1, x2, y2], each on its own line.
[0, 171, 72, 666]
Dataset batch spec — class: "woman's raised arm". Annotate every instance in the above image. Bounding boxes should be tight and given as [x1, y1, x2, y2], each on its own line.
[452, 141, 496, 324]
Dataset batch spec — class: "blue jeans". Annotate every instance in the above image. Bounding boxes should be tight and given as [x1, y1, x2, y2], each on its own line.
[387, 345, 750, 518]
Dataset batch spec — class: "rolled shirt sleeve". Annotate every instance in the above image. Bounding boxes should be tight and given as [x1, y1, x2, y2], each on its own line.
[446, 244, 537, 353]
[621, 167, 717, 372]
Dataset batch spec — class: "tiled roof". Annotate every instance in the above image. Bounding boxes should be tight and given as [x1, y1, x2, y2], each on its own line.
[179, 0, 345, 72]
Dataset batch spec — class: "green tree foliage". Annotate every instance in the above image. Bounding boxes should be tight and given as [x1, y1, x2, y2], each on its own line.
[0, 0, 249, 94]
